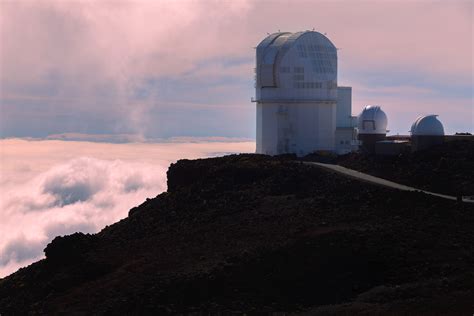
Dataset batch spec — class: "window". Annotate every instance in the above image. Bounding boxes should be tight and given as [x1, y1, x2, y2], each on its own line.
[363, 120, 376, 130]
[294, 66, 304, 73]
[299, 52, 308, 58]
[293, 82, 322, 89]
[293, 74, 304, 81]
[280, 66, 290, 73]
[293, 82, 302, 88]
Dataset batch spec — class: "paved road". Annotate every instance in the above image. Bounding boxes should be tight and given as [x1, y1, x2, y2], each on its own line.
[304, 162, 474, 204]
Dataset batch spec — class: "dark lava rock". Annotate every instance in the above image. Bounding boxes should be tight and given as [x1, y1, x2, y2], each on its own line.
[0, 153, 473, 315]
[336, 140, 474, 196]
[45, 233, 97, 264]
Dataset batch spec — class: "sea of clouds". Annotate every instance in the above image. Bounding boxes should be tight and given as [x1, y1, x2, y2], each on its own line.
[0, 139, 255, 277]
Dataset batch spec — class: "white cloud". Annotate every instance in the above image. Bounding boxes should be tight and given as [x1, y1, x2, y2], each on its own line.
[0, 139, 255, 277]
[1, 1, 471, 138]
[0, 236, 44, 267]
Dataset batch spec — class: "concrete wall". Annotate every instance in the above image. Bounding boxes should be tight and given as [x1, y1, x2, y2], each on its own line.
[444, 135, 474, 142]
[335, 128, 357, 155]
[412, 135, 444, 152]
[336, 87, 352, 128]
[358, 133, 386, 154]
[256, 101, 336, 156]
[375, 141, 410, 156]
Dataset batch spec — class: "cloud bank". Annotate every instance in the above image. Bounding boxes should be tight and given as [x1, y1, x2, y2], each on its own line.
[0, 139, 255, 277]
[1, 0, 472, 137]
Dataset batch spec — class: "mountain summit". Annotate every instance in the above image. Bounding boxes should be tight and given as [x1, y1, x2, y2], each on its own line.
[1, 146, 473, 314]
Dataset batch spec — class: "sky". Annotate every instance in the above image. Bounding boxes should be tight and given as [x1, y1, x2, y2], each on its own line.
[0, 0, 473, 277]
[0, 0, 473, 137]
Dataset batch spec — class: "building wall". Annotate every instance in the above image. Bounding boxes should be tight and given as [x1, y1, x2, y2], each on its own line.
[255, 32, 341, 156]
[358, 133, 386, 154]
[335, 86, 357, 154]
[256, 103, 263, 153]
[336, 87, 352, 128]
[335, 128, 358, 155]
[375, 141, 410, 156]
[256, 101, 336, 156]
[411, 135, 444, 152]
[444, 135, 474, 142]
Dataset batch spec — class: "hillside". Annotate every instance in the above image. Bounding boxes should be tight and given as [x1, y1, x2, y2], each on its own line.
[0, 154, 473, 314]
[336, 140, 474, 196]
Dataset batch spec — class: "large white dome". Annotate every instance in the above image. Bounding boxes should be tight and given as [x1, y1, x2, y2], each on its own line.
[255, 31, 338, 102]
[410, 115, 444, 136]
[357, 105, 388, 135]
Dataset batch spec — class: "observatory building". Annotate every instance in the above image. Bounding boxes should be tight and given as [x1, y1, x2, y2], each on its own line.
[410, 115, 445, 151]
[357, 105, 388, 153]
[253, 31, 357, 156]
[252, 31, 472, 157]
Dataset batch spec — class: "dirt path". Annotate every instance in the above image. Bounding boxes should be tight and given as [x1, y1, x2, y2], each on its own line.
[305, 162, 474, 204]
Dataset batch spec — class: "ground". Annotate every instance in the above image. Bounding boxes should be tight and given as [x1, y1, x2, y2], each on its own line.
[335, 140, 474, 197]
[0, 150, 473, 314]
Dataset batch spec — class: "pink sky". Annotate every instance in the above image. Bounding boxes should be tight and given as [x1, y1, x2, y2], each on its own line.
[0, 0, 472, 136]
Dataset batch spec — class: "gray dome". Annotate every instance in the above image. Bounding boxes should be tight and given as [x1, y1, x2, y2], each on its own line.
[410, 115, 444, 136]
[357, 105, 388, 135]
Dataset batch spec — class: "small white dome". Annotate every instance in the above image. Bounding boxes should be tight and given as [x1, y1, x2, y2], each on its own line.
[410, 115, 444, 136]
[357, 105, 388, 134]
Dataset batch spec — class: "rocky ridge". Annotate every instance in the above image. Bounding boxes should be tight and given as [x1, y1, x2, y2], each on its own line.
[0, 152, 473, 314]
